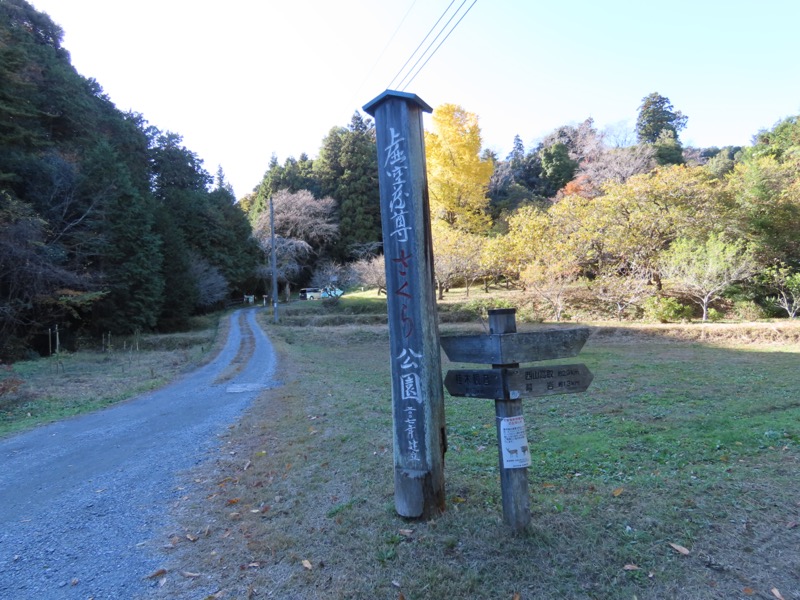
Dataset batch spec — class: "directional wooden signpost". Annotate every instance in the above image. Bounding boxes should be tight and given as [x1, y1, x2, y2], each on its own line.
[441, 308, 594, 530]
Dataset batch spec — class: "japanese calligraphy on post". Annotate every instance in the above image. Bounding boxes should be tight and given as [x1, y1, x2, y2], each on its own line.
[383, 126, 426, 468]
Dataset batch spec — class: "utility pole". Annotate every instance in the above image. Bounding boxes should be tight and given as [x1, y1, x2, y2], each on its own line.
[270, 196, 279, 323]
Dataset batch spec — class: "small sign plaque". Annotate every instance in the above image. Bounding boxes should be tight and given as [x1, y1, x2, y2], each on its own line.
[499, 416, 531, 469]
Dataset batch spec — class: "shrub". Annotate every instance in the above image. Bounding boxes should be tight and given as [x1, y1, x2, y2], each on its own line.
[730, 299, 770, 322]
[642, 296, 692, 323]
[458, 297, 517, 320]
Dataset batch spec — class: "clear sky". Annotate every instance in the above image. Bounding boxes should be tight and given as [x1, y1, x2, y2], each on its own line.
[30, 0, 800, 198]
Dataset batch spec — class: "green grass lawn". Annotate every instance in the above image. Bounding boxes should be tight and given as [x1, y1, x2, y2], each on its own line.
[150, 312, 800, 600]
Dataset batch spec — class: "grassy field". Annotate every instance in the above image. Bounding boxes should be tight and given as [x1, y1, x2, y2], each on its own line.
[145, 295, 800, 600]
[0, 316, 224, 438]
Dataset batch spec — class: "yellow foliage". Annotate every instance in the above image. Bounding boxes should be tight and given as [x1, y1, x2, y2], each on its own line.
[425, 104, 493, 234]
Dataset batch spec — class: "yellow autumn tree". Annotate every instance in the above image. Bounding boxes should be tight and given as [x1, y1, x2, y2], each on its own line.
[600, 165, 724, 266]
[431, 219, 485, 298]
[504, 203, 584, 320]
[425, 104, 494, 234]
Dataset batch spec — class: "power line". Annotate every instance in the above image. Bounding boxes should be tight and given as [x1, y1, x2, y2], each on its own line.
[400, 0, 478, 91]
[386, 0, 457, 90]
[351, 0, 420, 107]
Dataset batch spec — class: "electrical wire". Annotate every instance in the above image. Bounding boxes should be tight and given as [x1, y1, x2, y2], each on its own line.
[394, 0, 468, 90]
[399, 0, 477, 91]
[351, 0, 419, 106]
[386, 0, 457, 90]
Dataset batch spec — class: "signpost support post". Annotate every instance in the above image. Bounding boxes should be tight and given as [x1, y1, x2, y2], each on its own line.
[364, 90, 446, 519]
[490, 309, 531, 529]
[442, 308, 594, 531]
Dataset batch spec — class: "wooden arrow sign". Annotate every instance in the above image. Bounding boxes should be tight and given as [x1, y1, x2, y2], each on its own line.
[444, 369, 504, 398]
[506, 364, 593, 398]
[444, 364, 593, 399]
[440, 327, 591, 365]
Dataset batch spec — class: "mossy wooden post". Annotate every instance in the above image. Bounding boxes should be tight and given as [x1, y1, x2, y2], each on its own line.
[364, 90, 446, 519]
[490, 308, 531, 530]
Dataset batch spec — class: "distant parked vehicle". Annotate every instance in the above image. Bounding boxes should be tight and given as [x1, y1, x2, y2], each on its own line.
[299, 288, 321, 300]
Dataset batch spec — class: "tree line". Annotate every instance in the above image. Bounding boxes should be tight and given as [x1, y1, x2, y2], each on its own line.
[0, 1, 260, 358]
[244, 95, 799, 324]
[4, 0, 798, 359]
[423, 99, 799, 322]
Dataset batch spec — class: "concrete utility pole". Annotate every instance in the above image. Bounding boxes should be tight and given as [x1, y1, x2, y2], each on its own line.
[364, 90, 446, 519]
[270, 196, 279, 323]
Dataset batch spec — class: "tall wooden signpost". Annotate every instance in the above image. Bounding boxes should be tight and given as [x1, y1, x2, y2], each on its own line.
[364, 91, 446, 519]
[442, 309, 593, 530]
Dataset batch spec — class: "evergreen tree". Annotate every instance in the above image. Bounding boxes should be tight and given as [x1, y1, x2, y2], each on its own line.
[153, 207, 196, 330]
[314, 112, 380, 259]
[540, 143, 579, 193]
[636, 92, 688, 144]
[87, 142, 164, 333]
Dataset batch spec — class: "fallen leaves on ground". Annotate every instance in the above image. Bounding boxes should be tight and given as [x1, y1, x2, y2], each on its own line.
[668, 542, 690, 555]
[771, 588, 785, 600]
[612, 487, 624, 497]
[623, 564, 639, 571]
[146, 568, 167, 579]
[302, 559, 313, 570]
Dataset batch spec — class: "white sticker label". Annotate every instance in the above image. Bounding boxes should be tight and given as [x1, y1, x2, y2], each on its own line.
[499, 416, 531, 469]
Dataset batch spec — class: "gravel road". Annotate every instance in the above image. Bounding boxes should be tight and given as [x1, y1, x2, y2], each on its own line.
[0, 308, 277, 599]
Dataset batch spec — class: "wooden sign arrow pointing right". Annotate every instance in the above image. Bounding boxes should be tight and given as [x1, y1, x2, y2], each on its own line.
[444, 364, 594, 399]
[440, 327, 591, 365]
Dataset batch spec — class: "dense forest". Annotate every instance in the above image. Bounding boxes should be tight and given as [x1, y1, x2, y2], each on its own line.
[0, 0, 260, 358]
[2, 0, 799, 360]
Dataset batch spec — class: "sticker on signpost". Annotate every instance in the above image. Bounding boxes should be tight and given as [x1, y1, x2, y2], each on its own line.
[499, 416, 531, 469]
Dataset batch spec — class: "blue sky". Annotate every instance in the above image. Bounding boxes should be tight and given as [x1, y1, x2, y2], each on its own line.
[31, 0, 800, 198]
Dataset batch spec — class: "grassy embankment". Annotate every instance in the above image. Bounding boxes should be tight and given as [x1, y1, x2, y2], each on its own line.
[144, 290, 800, 600]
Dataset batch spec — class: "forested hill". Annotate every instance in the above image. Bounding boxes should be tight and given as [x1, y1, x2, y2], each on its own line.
[3, 0, 800, 360]
[1, 0, 260, 359]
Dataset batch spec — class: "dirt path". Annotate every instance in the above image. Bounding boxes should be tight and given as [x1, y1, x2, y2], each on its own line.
[0, 309, 276, 599]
